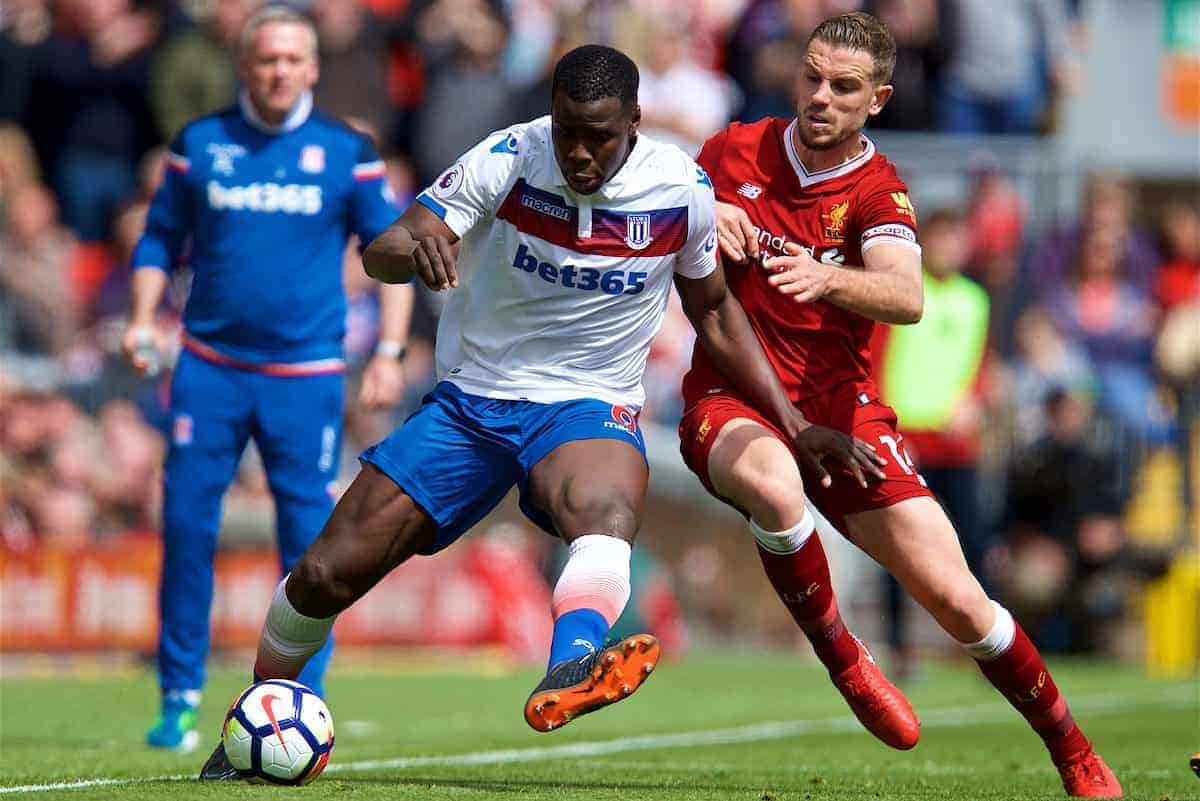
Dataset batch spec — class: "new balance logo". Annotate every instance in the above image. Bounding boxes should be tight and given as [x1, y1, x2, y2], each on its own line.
[737, 182, 763, 199]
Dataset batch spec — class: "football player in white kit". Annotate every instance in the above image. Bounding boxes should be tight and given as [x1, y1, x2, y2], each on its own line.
[201, 44, 883, 778]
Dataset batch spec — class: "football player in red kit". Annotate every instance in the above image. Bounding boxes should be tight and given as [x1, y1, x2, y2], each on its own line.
[678, 12, 1122, 799]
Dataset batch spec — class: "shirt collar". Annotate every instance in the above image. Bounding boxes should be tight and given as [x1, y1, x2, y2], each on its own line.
[239, 89, 313, 135]
[782, 119, 875, 188]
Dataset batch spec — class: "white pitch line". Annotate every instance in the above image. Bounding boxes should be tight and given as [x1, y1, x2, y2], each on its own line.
[0, 685, 1190, 795]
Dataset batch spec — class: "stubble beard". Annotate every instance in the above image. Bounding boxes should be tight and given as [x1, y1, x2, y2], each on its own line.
[796, 120, 861, 152]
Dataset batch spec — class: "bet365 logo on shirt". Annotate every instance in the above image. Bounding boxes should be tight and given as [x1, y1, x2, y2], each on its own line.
[512, 245, 647, 295]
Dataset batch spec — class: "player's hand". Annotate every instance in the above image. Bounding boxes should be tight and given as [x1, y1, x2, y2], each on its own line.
[120, 322, 163, 376]
[790, 422, 887, 489]
[358, 354, 406, 410]
[412, 234, 458, 291]
[715, 202, 760, 265]
[764, 243, 835, 303]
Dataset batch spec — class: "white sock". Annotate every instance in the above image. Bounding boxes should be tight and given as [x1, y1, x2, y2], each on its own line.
[254, 577, 337, 679]
[961, 600, 1016, 662]
[551, 534, 632, 625]
[749, 507, 816, 555]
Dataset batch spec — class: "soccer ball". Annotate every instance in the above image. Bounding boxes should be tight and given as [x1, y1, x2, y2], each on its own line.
[221, 679, 334, 785]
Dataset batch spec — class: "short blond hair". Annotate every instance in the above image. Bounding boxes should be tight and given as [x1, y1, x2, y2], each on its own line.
[238, 5, 317, 58]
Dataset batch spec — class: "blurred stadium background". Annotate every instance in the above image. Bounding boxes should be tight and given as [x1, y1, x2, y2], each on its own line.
[1, 0, 1198, 688]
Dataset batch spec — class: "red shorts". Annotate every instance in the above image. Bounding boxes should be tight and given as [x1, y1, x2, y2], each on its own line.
[678, 381, 933, 531]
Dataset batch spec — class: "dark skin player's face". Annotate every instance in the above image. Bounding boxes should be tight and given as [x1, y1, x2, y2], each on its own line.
[551, 92, 640, 195]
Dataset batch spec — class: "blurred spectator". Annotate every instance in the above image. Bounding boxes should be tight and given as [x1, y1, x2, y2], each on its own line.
[0, 0, 51, 120]
[24, 0, 161, 240]
[866, 0, 951, 130]
[1044, 226, 1169, 443]
[939, 0, 1075, 134]
[1006, 305, 1095, 443]
[1153, 201, 1200, 312]
[0, 183, 83, 355]
[312, 0, 395, 141]
[407, 0, 514, 183]
[1029, 175, 1160, 301]
[151, 0, 254, 140]
[501, 0, 557, 89]
[90, 399, 164, 532]
[384, 152, 418, 210]
[725, 0, 824, 122]
[0, 122, 41, 215]
[963, 153, 1026, 352]
[84, 199, 150, 322]
[508, 30, 570, 125]
[0, 389, 163, 550]
[134, 145, 169, 201]
[635, 11, 737, 154]
[876, 208, 991, 672]
[1000, 387, 1126, 652]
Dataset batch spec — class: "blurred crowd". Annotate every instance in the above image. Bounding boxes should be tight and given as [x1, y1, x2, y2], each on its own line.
[1, 0, 1196, 655]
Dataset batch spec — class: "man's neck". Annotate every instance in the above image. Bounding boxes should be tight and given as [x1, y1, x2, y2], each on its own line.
[791, 123, 866, 174]
[240, 90, 313, 134]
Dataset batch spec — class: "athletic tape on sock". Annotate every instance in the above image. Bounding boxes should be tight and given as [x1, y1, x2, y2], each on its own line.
[256, 577, 337, 677]
[551, 534, 632, 625]
[962, 600, 1017, 661]
[750, 507, 816, 555]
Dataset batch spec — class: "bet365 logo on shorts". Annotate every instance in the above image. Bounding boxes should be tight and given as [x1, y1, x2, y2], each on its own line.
[604, 406, 639, 437]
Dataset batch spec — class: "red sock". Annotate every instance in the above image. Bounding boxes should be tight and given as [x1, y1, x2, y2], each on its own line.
[976, 623, 1089, 763]
[756, 535, 860, 674]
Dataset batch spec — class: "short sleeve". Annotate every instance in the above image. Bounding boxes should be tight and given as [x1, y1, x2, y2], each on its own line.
[674, 165, 719, 279]
[858, 178, 921, 256]
[413, 128, 523, 238]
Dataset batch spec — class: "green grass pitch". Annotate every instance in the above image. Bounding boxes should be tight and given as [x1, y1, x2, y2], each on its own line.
[1, 651, 1196, 800]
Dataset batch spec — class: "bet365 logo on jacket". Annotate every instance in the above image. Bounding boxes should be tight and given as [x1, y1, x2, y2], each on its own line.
[206, 181, 323, 215]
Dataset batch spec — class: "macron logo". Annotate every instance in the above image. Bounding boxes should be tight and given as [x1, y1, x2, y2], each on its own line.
[737, 182, 763, 199]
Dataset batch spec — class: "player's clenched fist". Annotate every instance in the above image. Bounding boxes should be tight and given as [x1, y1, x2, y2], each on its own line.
[715, 201, 761, 265]
[411, 234, 458, 291]
[764, 242, 835, 303]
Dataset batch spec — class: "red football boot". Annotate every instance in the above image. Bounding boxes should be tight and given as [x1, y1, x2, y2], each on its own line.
[829, 638, 920, 750]
[1056, 744, 1123, 798]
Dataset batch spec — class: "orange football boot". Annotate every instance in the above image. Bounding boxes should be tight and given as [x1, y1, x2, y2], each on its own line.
[525, 634, 659, 732]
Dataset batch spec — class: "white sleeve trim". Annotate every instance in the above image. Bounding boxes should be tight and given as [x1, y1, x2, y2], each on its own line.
[861, 236, 922, 255]
[674, 255, 718, 280]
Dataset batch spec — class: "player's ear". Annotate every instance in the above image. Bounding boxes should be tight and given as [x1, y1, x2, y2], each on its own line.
[868, 84, 893, 117]
[629, 103, 641, 134]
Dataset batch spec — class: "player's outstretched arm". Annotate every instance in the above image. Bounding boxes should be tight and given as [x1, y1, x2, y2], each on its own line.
[363, 203, 460, 290]
[675, 270, 885, 486]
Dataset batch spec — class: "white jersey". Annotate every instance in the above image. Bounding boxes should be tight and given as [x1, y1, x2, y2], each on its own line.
[414, 116, 718, 408]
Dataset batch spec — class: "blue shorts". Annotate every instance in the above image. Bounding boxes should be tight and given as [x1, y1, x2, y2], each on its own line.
[360, 381, 647, 554]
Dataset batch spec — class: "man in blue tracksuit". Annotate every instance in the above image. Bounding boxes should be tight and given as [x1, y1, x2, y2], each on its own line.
[124, 5, 412, 751]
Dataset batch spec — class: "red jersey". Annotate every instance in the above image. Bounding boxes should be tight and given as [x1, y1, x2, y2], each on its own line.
[683, 117, 921, 404]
